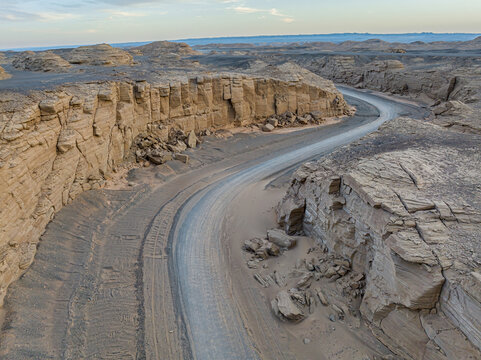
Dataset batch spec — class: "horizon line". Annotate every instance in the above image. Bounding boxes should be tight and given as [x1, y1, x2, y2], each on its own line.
[2, 31, 480, 52]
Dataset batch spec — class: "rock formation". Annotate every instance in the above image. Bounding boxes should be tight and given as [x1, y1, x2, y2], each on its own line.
[12, 51, 71, 72]
[196, 37, 481, 52]
[197, 39, 481, 135]
[132, 41, 201, 57]
[299, 55, 481, 134]
[278, 118, 481, 359]
[62, 44, 134, 66]
[0, 74, 349, 305]
[312, 56, 455, 103]
[0, 66, 9, 80]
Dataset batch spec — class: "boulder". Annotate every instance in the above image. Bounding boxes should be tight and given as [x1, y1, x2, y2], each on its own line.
[272, 290, 305, 321]
[168, 140, 187, 153]
[263, 241, 280, 257]
[174, 153, 189, 164]
[277, 196, 305, 234]
[267, 229, 297, 249]
[186, 130, 199, 148]
[296, 273, 313, 290]
[267, 117, 278, 127]
[243, 239, 262, 253]
[244, 238, 280, 258]
[147, 152, 172, 165]
[297, 116, 309, 125]
[262, 123, 275, 132]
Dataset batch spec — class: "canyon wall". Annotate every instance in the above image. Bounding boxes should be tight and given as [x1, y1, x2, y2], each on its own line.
[0, 74, 349, 305]
[313, 56, 457, 102]
[292, 55, 481, 134]
[278, 118, 481, 359]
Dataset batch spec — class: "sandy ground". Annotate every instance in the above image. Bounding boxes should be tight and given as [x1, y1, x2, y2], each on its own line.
[0, 89, 426, 359]
[224, 179, 392, 360]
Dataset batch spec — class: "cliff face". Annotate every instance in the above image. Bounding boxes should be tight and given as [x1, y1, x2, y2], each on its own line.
[290, 54, 481, 134]
[313, 56, 457, 103]
[0, 74, 349, 305]
[278, 118, 481, 359]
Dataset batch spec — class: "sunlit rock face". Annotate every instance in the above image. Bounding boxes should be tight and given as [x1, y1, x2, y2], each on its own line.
[0, 73, 349, 305]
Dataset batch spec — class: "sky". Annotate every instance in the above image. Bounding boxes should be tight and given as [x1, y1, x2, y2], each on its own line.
[0, 0, 480, 49]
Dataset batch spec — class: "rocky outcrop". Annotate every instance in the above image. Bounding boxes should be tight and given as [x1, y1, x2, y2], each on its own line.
[314, 56, 456, 103]
[63, 44, 134, 66]
[12, 51, 72, 72]
[132, 41, 201, 57]
[0, 66, 9, 80]
[0, 74, 349, 305]
[278, 118, 481, 359]
[288, 54, 481, 134]
[189, 38, 481, 134]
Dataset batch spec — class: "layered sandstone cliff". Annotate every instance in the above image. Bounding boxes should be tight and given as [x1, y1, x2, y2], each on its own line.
[302, 55, 481, 134]
[278, 118, 481, 359]
[0, 74, 349, 305]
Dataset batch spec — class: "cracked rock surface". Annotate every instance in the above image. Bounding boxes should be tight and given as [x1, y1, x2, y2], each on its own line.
[279, 117, 481, 359]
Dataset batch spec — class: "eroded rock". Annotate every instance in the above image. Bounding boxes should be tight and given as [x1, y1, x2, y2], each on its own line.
[12, 51, 71, 72]
[278, 117, 481, 358]
[63, 44, 134, 66]
[272, 290, 305, 321]
[0, 73, 349, 305]
[267, 229, 297, 249]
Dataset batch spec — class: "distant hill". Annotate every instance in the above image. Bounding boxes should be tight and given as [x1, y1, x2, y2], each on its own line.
[2, 33, 481, 52]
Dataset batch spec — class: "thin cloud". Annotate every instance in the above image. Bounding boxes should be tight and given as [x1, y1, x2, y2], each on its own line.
[106, 10, 147, 17]
[38, 12, 77, 22]
[229, 5, 294, 23]
[232, 6, 262, 14]
[0, 9, 41, 22]
[269, 9, 285, 17]
[0, 9, 76, 22]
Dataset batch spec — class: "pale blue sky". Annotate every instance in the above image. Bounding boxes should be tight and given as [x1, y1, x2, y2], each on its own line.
[1, 0, 480, 48]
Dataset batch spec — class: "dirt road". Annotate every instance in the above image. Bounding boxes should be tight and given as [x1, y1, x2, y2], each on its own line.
[0, 88, 426, 359]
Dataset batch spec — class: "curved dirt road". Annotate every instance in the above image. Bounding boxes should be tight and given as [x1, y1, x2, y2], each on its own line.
[168, 88, 425, 359]
[0, 88, 426, 359]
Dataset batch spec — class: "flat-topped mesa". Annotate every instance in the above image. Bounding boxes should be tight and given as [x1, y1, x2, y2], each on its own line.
[12, 51, 72, 72]
[0, 74, 349, 305]
[62, 44, 134, 66]
[132, 41, 201, 57]
[278, 118, 481, 359]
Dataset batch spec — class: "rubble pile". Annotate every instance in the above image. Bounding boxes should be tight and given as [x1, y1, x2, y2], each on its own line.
[242, 228, 367, 324]
[134, 128, 202, 166]
[260, 111, 328, 132]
